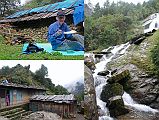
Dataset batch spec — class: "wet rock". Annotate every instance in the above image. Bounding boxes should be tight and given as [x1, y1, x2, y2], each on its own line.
[107, 70, 131, 84]
[117, 107, 159, 120]
[108, 96, 129, 117]
[84, 65, 98, 120]
[97, 70, 110, 76]
[94, 54, 103, 59]
[108, 64, 159, 109]
[129, 34, 146, 45]
[107, 70, 131, 91]
[101, 83, 124, 103]
[84, 56, 96, 71]
[111, 69, 117, 75]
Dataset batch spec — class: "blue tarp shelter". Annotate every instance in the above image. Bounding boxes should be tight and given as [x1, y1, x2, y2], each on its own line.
[3, 0, 84, 26]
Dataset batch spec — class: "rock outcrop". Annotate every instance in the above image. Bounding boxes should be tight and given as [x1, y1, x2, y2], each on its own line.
[84, 65, 98, 120]
[114, 64, 159, 109]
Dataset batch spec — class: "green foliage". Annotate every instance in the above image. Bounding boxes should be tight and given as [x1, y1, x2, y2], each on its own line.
[0, 64, 69, 95]
[22, 0, 64, 9]
[151, 41, 159, 76]
[0, 0, 20, 17]
[54, 85, 69, 95]
[85, 0, 159, 51]
[85, 14, 134, 51]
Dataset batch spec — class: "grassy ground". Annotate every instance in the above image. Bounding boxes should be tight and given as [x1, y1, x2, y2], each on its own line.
[0, 35, 84, 60]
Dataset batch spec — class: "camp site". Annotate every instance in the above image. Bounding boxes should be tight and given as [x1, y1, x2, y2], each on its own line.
[0, 0, 84, 60]
[0, 61, 84, 120]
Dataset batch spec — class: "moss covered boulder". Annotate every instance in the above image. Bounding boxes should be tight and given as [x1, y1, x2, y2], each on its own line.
[107, 70, 132, 91]
[101, 83, 124, 103]
[108, 96, 129, 117]
[101, 83, 129, 117]
[107, 70, 131, 84]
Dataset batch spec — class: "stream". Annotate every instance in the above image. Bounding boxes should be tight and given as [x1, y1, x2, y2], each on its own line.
[91, 43, 158, 120]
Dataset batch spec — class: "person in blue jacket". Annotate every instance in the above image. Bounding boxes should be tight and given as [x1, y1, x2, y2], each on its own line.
[48, 10, 84, 51]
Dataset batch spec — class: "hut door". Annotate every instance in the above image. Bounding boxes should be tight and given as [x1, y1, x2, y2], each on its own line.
[6, 90, 10, 106]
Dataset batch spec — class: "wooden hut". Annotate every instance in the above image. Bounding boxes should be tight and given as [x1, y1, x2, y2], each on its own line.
[0, 83, 46, 109]
[29, 94, 77, 118]
[0, 0, 84, 29]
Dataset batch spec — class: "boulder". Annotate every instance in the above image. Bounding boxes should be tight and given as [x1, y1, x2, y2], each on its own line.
[101, 83, 124, 103]
[108, 96, 129, 117]
[84, 56, 96, 71]
[107, 70, 131, 84]
[97, 70, 110, 76]
[107, 70, 131, 91]
[108, 64, 159, 109]
[84, 65, 98, 120]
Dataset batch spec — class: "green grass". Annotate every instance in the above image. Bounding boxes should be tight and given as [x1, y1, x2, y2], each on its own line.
[0, 35, 84, 60]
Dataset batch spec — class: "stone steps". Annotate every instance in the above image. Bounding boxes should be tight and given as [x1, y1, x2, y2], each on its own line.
[0, 107, 23, 116]
[0, 105, 32, 120]
[9, 111, 32, 120]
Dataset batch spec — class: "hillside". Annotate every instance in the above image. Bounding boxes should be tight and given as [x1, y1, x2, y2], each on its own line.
[106, 30, 159, 109]
[85, 0, 159, 51]
[0, 64, 69, 95]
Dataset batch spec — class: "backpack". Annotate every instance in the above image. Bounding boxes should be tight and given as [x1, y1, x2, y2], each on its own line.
[24, 43, 44, 53]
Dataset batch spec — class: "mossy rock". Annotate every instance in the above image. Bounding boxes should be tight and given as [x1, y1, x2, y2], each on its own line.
[101, 83, 124, 103]
[84, 61, 96, 71]
[107, 70, 132, 91]
[108, 70, 131, 84]
[108, 97, 129, 117]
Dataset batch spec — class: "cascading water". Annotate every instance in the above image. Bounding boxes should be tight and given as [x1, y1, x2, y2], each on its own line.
[92, 42, 158, 120]
[122, 92, 158, 113]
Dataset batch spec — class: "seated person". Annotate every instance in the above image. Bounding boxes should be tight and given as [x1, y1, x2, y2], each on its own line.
[47, 10, 84, 51]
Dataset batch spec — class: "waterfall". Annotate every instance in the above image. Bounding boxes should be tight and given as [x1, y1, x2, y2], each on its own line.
[92, 42, 158, 120]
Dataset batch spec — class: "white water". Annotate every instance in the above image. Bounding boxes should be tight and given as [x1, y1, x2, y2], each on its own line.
[122, 92, 158, 113]
[92, 43, 158, 120]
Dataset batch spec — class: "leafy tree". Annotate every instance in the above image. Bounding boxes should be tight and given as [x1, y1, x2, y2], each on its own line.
[85, 0, 159, 51]
[0, 0, 20, 17]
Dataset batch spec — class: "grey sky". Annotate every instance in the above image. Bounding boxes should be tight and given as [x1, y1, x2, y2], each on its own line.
[0, 60, 84, 87]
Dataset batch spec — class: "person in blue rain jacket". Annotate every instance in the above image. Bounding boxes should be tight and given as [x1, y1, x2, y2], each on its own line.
[48, 10, 84, 51]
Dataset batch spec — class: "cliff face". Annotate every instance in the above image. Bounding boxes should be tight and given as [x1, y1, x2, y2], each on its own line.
[84, 65, 98, 120]
[107, 31, 159, 110]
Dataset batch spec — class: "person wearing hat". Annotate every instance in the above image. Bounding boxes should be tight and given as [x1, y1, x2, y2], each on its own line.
[47, 10, 84, 51]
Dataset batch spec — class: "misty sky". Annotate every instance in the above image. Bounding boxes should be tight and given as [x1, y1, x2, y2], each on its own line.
[0, 60, 84, 87]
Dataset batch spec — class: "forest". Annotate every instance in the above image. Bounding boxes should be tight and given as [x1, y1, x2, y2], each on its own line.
[85, 0, 159, 51]
[0, 64, 69, 95]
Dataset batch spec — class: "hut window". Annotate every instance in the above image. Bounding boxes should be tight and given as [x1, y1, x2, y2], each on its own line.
[0, 89, 5, 98]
